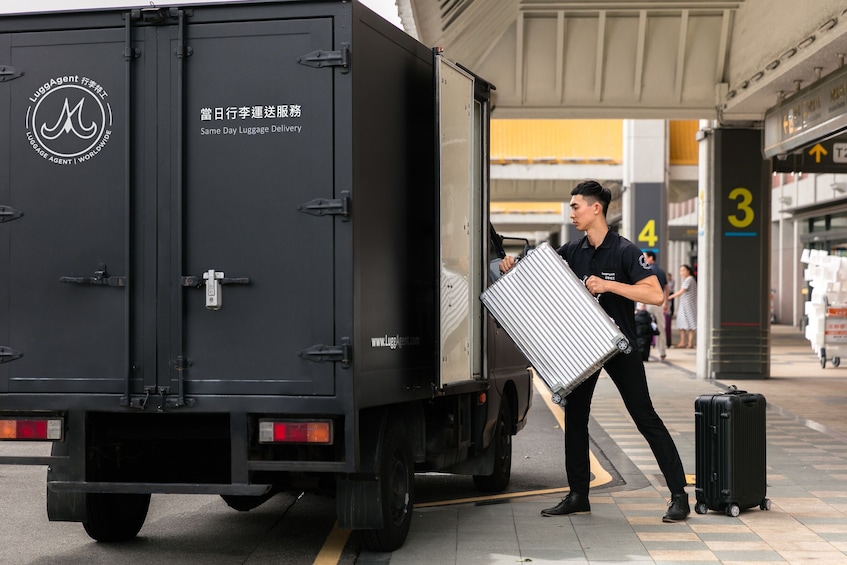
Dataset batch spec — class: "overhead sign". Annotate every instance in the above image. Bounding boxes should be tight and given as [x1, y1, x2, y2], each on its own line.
[771, 133, 847, 173]
[763, 63, 847, 158]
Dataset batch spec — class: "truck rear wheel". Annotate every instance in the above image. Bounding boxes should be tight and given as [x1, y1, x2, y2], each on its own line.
[83, 492, 150, 542]
[359, 423, 414, 552]
[473, 400, 512, 492]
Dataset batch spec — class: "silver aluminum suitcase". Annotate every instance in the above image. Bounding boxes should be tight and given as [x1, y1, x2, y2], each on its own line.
[480, 242, 630, 405]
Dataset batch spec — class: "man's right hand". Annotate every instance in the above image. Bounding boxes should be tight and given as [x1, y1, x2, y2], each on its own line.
[499, 256, 516, 274]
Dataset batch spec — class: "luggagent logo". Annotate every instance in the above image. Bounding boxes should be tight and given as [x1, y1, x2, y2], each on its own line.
[26, 75, 112, 165]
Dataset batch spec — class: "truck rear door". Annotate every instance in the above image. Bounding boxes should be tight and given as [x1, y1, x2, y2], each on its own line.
[167, 17, 337, 396]
[1, 12, 338, 400]
[436, 55, 482, 387]
[1, 27, 130, 394]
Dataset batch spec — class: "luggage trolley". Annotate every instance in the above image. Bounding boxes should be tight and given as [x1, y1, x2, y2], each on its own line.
[818, 298, 847, 368]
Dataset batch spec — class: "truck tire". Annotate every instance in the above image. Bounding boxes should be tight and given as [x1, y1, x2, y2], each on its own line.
[82, 492, 150, 542]
[359, 423, 414, 552]
[473, 400, 512, 492]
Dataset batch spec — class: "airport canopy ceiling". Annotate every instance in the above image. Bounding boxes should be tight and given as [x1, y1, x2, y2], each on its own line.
[399, 0, 847, 123]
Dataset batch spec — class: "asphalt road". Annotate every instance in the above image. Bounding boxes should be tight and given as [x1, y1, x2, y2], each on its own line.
[0, 385, 621, 564]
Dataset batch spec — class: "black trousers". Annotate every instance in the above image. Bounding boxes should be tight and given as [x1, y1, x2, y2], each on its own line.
[564, 350, 686, 495]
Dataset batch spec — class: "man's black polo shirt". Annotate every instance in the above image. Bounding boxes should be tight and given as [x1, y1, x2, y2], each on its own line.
[558, 230, 656, 343]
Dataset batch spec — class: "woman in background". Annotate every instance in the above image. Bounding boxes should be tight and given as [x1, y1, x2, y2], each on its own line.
[668, 264, 696, 348]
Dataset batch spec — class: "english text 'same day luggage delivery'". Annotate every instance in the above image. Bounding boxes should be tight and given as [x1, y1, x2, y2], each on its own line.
[694, 389, 771, 516]
[480, 242, 630, 405]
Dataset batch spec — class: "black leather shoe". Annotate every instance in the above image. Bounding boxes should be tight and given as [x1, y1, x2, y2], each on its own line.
[540, 492, 590, 516]
[662, 492, 690, 522]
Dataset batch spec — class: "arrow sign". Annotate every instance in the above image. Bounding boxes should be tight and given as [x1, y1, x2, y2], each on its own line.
[772, 134, 847, 174]
[809, 143, 828, 163]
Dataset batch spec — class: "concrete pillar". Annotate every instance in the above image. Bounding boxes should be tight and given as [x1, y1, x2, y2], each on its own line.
[696, 121, 714, 380]
[622, 120, 668, 260]
[702, 127, 771, 380]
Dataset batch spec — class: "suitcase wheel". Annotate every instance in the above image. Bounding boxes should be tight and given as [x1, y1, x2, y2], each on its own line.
[834, 357, 841, 368]
[760, 498, 772, 511]
[725, 503, 741, 517]
[694, 502, 708, 515]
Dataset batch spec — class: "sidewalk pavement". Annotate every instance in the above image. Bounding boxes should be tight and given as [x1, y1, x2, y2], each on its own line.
[368, 325, 847, 564]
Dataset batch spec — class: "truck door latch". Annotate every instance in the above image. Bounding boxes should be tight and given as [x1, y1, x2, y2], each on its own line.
[181, 270, 250, 311]
[60, 263, 126, 287]
[299, 338, 351, 368]
[0, 346, 23, 364]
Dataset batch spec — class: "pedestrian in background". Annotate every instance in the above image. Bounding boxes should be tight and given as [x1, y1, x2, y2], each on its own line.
[642, 251, 668, 361]
[665, 272, 675, 347]
[669, 264, 697, 348]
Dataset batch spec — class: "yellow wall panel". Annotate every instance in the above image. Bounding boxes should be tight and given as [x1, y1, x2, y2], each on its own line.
[491, 119, 700, 166]
[491, 120, 623, 164]
[669, 120, 699, 165]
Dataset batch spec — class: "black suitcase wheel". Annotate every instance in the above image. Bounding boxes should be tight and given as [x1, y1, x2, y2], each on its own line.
[694, 502, 708, 515]
[834, 357, 841, 368]
[726, 503, 741, 517]
[760, 498, 772, 511]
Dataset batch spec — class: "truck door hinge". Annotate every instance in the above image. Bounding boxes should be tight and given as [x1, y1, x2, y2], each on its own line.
[0, 65, 24, 82]
[174, 356, 192, 371]
[0, 206, 24, 223]
[298, 191, 350, 220]
[299, 338, 351, 368]
[298, 43, 350, 73]
[0, 346, 23, 364]
[129, 6, 192, 23]
[60, 263, 126, 287]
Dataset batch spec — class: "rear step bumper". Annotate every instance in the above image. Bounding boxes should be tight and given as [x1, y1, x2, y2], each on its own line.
[48, 481, 272, 496]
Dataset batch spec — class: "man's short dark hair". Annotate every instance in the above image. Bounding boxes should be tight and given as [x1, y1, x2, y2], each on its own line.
[571, 180, 611, 216]
[645, 250, 657, 260]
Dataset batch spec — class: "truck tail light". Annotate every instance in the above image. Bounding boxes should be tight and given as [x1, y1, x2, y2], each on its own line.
[0, 417, 63, 440]
[258, 419, 333, 444]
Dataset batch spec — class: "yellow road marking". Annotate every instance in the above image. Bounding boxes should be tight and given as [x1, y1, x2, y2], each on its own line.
[313, 521, 350, 565]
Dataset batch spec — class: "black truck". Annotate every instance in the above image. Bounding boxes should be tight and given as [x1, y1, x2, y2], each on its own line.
[0, 0, 532, 552]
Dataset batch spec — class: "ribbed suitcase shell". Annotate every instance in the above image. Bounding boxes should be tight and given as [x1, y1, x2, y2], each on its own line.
[480, 242, 630, 403]
[694, 390, 770, 516]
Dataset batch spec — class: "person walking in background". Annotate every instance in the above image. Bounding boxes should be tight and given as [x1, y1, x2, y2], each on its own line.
[666, 272, 675, 315]
[642, 251, 668, 361]
[665, 272, 675, 347]
[669, 264, 697, 348]
[502, 180, 689, 523]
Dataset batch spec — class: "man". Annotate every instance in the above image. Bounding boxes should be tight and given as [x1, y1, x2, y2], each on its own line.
[643, 250, 668, 361]
[503, 180, 689, 522]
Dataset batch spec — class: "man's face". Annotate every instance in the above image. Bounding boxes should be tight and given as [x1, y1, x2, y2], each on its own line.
[643, 253, 654, 264]
[569, 194, 599, 231]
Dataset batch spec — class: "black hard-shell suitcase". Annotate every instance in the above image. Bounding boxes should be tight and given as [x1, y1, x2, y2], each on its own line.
[694, 388, 771, 516]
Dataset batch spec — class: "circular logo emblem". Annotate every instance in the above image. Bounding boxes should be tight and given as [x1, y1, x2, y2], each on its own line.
[26, 77, 112, 165]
